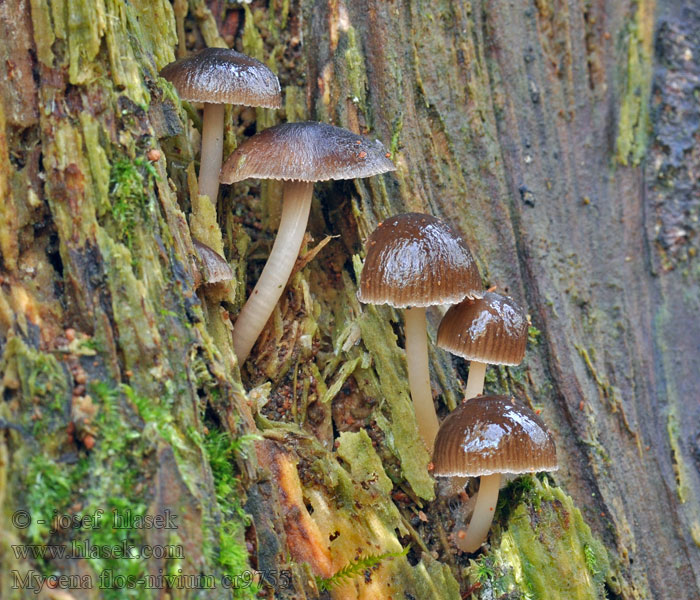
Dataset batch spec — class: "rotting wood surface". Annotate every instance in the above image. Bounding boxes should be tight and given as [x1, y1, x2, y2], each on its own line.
[0, 1, 699, 599]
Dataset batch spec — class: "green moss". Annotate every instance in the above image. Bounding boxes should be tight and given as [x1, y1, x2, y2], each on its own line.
[316, 546, 409, 592]
[0, 338, 69, 439]
[108, 156, 158, 255]
[528, 325, 542, 345]
[471, 479, 613, 600]
[24, 455, 89, 547]
[203, 430, 260, 599]
[474, 555, 496, 582]
[484, 365, 499, 385]
[389, 112, 404, 160]
[65, 382, 150, 599]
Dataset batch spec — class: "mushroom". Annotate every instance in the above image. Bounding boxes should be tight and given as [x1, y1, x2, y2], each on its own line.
[220, 121, 395, 363]
[432, 394, 558, 553]
[437, 291, 527, 400]
[191, 238, 234, 287]
[160, 47, 282, 204]
[357, 213, 482, 450]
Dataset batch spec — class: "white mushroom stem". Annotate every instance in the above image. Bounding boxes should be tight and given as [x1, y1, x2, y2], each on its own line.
[198, 103, 225, 202]
[404, 306, 440, 451]
[456, 472, 501, 553]
[232, 180, 314, 363]
[464, 361, 487, 400]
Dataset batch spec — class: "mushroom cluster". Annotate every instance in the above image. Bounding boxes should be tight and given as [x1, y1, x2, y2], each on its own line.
[161, 40, 559, 562]
[161, 47, 395, 364]
[357, 213, 481, 450]
[356, 217, 558, 552]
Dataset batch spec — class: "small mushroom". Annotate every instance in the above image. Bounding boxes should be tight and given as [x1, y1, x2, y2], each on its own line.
[160, 47, 282, 203]
[221, 121, 395, 363]
[358, 213, 482, 450]
[437, 291, 527, 400]
[192, 238, 234, 286]
[432, 394, 558, 553]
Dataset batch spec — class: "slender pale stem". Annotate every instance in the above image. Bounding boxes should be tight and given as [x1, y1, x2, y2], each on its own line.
[464, 361, 487, 400]
[232, 181, 314, 363]
[404, 306, 440, 451]
[198, 103, 225, 203]
[456, 472, 501, 553]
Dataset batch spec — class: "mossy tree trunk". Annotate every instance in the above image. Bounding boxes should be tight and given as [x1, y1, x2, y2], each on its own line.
[1, 1, 698, 599]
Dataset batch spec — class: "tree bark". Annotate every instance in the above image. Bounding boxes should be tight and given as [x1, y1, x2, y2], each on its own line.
[1, 1, 699, 599]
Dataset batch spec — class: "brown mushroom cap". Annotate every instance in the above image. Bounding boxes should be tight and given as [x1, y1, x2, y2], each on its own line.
[160, 47, 282, 108]
[432, 395, 558, 477]
[220, 121, 395, 183]
[357, 213, 482, 308]
[437, 292, 527, 365]
[192, 238, 233, 284]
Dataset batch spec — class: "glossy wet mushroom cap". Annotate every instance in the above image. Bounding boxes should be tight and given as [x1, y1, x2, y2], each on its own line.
[437, 292, 528, 366]
[220, 121, 396, 183]
[432, 395, 558, 477]
[358, 213, 482, 308]
[433, 394, 557, 553]
[357, 213, 481, 450]
[160, 47, 282, 108]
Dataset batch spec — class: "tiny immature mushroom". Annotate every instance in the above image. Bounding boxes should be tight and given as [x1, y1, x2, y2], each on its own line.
[358, 213, 482, 450]
[191, 238, 234, 287]
[160, 47, 282, 204]
[437, 291, 527, 400]
[432, 394, 558, 553]
[221, 121, 395, 363]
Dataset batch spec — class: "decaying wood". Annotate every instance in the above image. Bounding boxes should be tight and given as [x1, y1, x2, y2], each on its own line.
[0, 1, 698, 599]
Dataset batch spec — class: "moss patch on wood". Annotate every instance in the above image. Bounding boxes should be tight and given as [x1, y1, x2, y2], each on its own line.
[466, 478, 616, 600]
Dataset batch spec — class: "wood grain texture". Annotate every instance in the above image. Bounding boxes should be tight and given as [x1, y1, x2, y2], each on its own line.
[302, 0, 700, 597]
[1, 0, 699, 598]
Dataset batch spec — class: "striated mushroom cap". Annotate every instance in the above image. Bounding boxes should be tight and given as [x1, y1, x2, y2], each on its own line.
[160, 47, 282, 108]
[432, 395, 558, 478]
[357, 213, 482, 308]
[220, 121, 395, 183]
[437, 292, 527, 365]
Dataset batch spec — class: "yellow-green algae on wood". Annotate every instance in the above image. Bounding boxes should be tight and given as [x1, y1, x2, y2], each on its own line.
[656, 300, 700, 529]
[467, 478, 616, 600]
[353, 256, 435, 501]
[305, 429, 459, 599]
[615, 0, 655, 166]
[667, 406, 691, 504]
